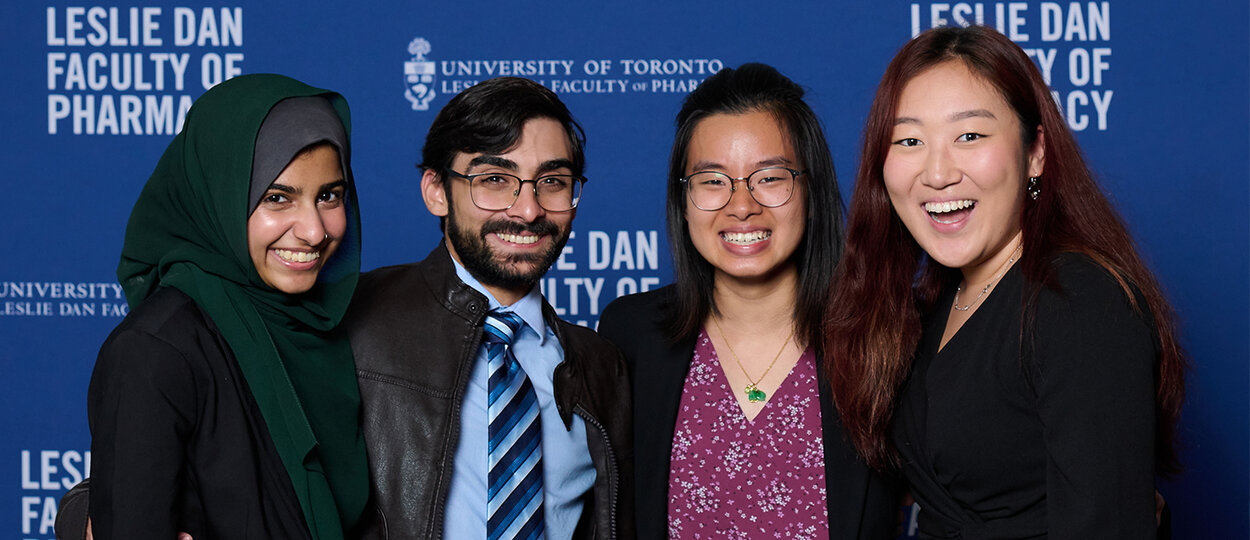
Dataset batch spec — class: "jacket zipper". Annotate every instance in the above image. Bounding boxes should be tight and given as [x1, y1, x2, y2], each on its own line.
[574, 405, 619, 540]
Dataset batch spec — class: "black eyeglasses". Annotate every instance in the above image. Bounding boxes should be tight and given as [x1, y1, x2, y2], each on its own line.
[445, 169, 586, 212]
[680, 167, 803, 211]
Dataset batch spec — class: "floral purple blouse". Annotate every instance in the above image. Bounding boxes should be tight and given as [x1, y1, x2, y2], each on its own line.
[667, 329, 828, 538]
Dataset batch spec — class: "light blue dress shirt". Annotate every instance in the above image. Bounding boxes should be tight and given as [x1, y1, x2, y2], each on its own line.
[443, 258, 594, 539]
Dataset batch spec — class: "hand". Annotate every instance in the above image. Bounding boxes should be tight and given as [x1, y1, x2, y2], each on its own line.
[1155, 490, 1165, 527]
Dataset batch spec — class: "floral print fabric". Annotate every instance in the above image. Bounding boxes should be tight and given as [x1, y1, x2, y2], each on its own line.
[667, 329, 828, 539]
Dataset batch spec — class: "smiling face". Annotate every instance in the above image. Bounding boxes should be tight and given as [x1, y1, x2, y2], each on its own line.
[422, 117, 575, 304]
[883, 60, 1044, 282]
[683, 110, 807, 285]
[247, 144, 348, 294]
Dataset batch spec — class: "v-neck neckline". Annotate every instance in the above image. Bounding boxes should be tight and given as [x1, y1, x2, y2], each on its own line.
[704, 334, 804, 424]
[933, 264, 1022, 356]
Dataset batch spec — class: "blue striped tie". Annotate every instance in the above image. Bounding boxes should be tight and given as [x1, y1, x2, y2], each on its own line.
[483, 310, 545, 540]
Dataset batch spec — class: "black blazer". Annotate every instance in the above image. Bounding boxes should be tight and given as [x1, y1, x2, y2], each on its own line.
[88, 287, 311, 540]
[598, 286, 899, 539]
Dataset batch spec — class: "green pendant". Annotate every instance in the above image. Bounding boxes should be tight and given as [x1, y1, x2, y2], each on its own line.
[745, 384, 767, 403]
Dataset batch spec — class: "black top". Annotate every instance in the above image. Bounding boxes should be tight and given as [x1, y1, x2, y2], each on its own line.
[894, 255, 1158, 539]
[599, 286, 900, 540]
[88, 287, 311, 540]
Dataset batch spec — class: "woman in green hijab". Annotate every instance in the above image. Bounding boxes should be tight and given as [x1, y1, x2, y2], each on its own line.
[86, 74, 368, 540]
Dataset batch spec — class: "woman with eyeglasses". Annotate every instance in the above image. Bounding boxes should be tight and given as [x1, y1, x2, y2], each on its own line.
[598, 63, 898, 539]
[82, 74, 368, 540]
[826, 26, 1185, 538]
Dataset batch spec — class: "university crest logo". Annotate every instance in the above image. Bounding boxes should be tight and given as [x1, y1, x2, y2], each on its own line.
[404, 37, 436, 111]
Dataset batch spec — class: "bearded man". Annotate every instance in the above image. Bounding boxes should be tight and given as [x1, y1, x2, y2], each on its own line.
[346, 77, 633, 540]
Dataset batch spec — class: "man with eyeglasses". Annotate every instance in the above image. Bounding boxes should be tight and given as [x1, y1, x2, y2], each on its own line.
[346, 77, 633, 540]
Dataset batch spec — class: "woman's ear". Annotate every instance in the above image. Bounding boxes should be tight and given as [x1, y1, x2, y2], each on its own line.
[421, 168, 449, 217]
[1028, 125, 1045, 178]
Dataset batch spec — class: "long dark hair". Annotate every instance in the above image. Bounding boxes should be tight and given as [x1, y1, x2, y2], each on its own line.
[664, 63, 845, 349]
[826, 26, 1186, 474]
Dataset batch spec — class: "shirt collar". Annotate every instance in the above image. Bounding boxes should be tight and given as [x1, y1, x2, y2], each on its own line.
[450, 255, 549, 344]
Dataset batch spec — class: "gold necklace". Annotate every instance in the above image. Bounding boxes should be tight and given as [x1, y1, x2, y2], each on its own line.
[953, 243, 1022, 311]
[711, 316, 796, 403]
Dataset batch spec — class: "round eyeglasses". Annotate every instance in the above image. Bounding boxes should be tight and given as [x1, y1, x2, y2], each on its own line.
[680, 167, 804, 211]
[445, 169, 586, 212]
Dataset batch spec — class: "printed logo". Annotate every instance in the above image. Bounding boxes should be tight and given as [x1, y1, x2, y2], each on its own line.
[404, 37, 437, 111]
[397, 37, 723, 114]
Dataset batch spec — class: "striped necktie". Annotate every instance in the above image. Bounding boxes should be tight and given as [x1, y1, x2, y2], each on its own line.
[483, 310, 545, 540]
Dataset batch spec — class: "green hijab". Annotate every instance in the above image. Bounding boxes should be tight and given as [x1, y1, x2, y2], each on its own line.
[117, 73, 367, 537]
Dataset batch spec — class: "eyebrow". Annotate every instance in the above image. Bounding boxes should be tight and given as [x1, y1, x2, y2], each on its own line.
[265, 178, 346, 194]
[688, 156, 794, 172]
[466, 155, 576, 175]
[894, 108, 998, 126]
[949, 108, 997, 121]
[467, 155, 517, 171]
[536, 158, 576, 175]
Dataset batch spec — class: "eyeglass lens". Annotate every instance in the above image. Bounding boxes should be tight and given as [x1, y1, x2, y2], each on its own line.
[470, 173, 581, 211]
[686, 167, 796, 210]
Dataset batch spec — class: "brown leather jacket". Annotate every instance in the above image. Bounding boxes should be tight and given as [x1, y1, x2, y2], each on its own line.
[346, 243, 634, 540]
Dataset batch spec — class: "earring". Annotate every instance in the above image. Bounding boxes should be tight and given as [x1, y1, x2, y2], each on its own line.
[1027, 176, 1041, 200]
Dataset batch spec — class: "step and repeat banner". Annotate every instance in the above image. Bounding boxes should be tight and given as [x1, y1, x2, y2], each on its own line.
[2, 1, 1246, 538]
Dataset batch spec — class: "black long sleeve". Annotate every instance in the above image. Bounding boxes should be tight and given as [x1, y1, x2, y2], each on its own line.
[86, 287, 311, 540]
[895, 255, 1158, 539]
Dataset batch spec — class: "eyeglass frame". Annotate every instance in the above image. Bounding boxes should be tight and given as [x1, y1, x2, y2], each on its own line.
[679, 166, 806, 211]
[443, 168, 587, 212]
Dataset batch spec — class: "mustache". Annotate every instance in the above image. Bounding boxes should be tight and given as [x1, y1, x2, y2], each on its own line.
[479, 218, 559, 238]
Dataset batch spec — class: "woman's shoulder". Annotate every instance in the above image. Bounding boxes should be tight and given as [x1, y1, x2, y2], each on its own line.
[1049, 252, 1114, 284]
[90, 288, 226, 427]
[97, 286, 225, 373]
[1039, 252, 1144, 314]
[597, 285, 676, 348]
[110, 286, 219, 337]
[599, 285, 673, 326]
[1030, 252, 1157, 359]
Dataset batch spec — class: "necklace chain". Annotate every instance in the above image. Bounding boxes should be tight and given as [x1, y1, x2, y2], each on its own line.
[711, 316, 796, 403]
[953, 244, 1023, 311]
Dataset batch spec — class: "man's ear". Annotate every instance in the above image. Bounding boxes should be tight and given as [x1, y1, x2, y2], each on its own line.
[421, 168, 449, 217]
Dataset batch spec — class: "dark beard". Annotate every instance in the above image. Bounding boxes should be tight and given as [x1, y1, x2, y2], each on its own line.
[447, 211, 568, 292]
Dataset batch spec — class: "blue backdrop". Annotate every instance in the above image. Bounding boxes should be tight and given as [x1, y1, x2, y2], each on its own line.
[2, 1, 1246, 538]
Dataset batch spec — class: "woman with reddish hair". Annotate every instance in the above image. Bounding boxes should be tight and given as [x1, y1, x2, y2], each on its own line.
[826, 26, 1185, 538]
